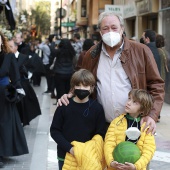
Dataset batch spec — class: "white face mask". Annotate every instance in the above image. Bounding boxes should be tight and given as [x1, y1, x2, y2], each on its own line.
[102, 32, 121, 47]
[125, 127, 141, 140]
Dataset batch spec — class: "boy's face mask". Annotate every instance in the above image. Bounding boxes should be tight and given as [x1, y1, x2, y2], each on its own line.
[74, 89, 90, 100]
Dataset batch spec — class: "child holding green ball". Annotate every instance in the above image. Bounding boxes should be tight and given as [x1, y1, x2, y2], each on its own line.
[104, 89, 156, 170]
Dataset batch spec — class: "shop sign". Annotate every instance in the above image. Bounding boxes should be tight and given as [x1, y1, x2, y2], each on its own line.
[137, 0, 151, 15]
[61, 22, 75, 27]
[124, 2, 137, 18]
[105, 5, 123, 17]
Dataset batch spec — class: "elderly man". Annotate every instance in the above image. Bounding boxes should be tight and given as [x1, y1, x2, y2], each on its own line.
[58, 12, 164, 135]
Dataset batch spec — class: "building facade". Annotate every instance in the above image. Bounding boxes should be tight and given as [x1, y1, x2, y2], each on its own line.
[67, 0, 167, 39]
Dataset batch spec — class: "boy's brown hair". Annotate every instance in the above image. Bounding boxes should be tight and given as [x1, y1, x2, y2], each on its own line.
[128, 89, 154, 116]
[70, 69, 95, 94]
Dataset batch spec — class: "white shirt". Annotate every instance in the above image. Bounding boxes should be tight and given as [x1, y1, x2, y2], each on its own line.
[97, 43, 132, 123]
[15, 51, 19, 58]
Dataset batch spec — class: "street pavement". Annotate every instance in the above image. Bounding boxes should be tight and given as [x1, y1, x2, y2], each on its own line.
[1, 77, 170, 170]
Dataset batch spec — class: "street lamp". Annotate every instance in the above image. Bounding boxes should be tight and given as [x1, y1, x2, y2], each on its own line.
[59, 0, 62, 37]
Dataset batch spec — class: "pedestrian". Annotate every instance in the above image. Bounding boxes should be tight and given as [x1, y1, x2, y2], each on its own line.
[8, 39, 42, 126]
[36, 38, 52, 94]
[142, 29, 161, 74]
[14, 31, 29, 53]
[104, 89, 156, 170]
[47, 34, 58, 99]
[156, 34, 169, 81]
[72, 33, 83, 69]
[50, 69, 106, 170]
[0, 31, 28, 167]
[52, 38, 76, 103]
[156, 34, 170, 121]
[21, 42, 45, 87]
[58, 11, 165, 134]
[76, 38, 94, 70]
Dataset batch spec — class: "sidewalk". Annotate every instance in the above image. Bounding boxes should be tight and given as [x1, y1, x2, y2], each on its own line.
[1, 77, 170, 169]
[149, 102, 170, 170]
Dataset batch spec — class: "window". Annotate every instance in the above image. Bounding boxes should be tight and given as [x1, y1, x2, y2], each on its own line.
[81, 0, 86, 17]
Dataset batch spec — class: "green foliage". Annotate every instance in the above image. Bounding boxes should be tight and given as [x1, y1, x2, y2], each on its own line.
[31, 1, 51, 36]
[18, 1, 51, 36]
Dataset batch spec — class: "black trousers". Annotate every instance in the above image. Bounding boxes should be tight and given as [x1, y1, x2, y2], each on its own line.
[44, 64, 53, 91]
[32, 72, 42, 86]
[54, 73, 72, 100]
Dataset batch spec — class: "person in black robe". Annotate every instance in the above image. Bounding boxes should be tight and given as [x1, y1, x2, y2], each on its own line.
[21, 43, 46, 86]
[0, 32, 28, 168]
[8, 39, 42, 126]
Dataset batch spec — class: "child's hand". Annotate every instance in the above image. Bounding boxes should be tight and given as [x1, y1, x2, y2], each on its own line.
[117, 162, 136, 170]
[110, 161, 124, 169]
[69, 147, 74, 156]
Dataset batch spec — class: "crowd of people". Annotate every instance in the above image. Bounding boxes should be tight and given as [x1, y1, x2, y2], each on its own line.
[0, 10, 169, 169]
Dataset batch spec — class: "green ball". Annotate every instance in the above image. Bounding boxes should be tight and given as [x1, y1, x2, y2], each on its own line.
[113, 141, 141, 164]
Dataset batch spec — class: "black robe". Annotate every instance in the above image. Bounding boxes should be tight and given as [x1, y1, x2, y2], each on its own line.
[16, 53, 41, 126]
[0, 52, 28, 156]
[21, 47, 45, 73]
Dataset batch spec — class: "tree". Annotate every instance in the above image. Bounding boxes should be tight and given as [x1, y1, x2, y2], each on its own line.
[30, 1, 51, 37]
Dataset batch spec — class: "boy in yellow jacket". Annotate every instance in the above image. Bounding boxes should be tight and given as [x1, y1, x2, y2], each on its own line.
[104, 89, 156, 170]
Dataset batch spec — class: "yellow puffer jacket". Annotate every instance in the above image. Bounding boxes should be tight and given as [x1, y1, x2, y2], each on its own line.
[63, 134, 106, 170]
[104, 114, 156, 170]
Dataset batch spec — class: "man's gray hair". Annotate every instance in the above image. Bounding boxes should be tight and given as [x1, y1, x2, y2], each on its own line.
[14, 31, 23, 38]
[97, 11, 124, 29]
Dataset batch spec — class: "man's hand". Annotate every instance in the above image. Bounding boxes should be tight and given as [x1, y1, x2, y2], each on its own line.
[57, 93, 73, 106]
[141, 116, 156, 135]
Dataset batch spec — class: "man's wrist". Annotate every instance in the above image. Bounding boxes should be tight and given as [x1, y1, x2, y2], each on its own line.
[68, 91, 74, 97]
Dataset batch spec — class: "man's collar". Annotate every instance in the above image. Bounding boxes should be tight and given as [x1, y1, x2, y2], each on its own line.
[15, 51, 19, 58]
